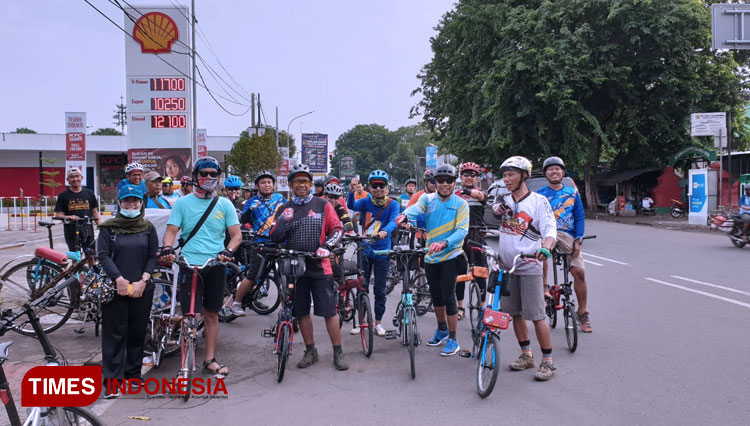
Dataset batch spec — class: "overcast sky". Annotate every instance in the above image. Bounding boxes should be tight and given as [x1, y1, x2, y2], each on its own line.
[0, 0, 456, 154]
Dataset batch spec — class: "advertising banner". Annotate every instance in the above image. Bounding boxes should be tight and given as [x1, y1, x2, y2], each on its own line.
[301, 133, 328, 173]
[426, 145, 437, 169]
[688, 168, 708, 225]
[65, 112, 87, 184]
[340, 156, 356, 179]
[277, 147, 290, 192]
[197, 128, 207, 158]
[128, 148, 191, 182]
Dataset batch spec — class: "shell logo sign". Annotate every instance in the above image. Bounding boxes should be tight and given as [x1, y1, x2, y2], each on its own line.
[132, 12, 178, 54]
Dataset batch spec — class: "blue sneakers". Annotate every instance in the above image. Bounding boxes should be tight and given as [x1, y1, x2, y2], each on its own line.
[427, 329, 449, 346]
[441, 338, 460, 356]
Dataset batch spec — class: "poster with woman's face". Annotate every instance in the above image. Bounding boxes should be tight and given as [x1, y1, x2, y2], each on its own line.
[128, 148, 191, 186]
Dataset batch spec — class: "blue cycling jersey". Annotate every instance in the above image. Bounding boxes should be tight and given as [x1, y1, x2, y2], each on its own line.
[536, 185, 584, 239]
[403, 193, 468, 264]
[241, 193, 286, 241]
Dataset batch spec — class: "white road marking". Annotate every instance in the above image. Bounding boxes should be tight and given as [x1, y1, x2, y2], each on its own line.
[670, 275, 750, 298]
[582, 253, 629, 265]
[582, 259, 603, 266]
[645, 278, 750, 309]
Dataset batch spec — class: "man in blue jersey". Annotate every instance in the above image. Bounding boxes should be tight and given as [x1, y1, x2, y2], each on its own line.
[537, 157, 591, 333]
[398, 164, 469, 357]
[118, 162, 147, 193]
[230, 170, 286, 316]
[347, 170, 400, 337]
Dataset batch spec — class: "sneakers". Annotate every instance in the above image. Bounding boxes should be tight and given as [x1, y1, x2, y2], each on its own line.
[509, 352, 535, 371]
[230, 302, 246, 317]
[103, 389, 121, 399]
[577, 311, 592, 333]
[426, 329, 449, 346]
[534, 359, 556, 381]
[350, 326, 360, 335]
[375, 323, 386, 337]
[440, 338, 460, 356]
[333, 351, 349, 371]
[142, 355, 154, 367]
[296, 348, 319, 369]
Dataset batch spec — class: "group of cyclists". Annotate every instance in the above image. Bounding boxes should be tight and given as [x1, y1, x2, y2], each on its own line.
[57, 153, 593, 391]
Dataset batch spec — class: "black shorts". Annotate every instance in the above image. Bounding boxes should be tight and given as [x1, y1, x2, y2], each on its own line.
[293, 275, 337, 318]
[242, 247, 266, 281]
[179, 263, 227, 314]
[63, 224, 96, 253]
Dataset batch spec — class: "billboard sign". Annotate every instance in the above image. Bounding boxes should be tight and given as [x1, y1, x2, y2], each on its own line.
[712, 4, 750, 50]
[277, 147, 290, 192]
[128, 148, 191, 182]
[426, 145, 437, 169]
[65, 112, 87, 184]
[197, 128, 207, 157]
[301, 133, 328, 173]
[690, 112, 726, 137]
[340, 156, 356, 178]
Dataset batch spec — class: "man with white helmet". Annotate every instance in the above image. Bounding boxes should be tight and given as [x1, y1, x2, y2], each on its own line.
[492, 156, 557, 381]
[118, 162, 147, 193]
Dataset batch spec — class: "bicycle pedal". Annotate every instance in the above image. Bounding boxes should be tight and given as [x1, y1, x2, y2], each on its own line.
[458, 350, 472, 358]
[261, 329, 274, 338]
[384, 330, 398, 339]
[74, 327, 85, 334]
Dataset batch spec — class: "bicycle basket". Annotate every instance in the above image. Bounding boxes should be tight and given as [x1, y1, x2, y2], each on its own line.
[276, 255, 307, 278]
[482, 309, 511, 330]
[82, 268, 116, 304]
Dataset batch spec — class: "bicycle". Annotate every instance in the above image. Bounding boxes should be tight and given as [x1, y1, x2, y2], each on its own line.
[463, 226, 493, 327]
[545, 235, 596, 353]
[385, 228, 431, 316]
[0, 276, 105, 425]
[374, 235, 427, 380]
[460, 244, 536, 398]
[143, 262, 182, 369]
[261, 247, 316, 383]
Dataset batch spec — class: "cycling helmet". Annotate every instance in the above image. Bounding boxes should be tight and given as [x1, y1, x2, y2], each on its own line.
[254, 170, 276, 185]
[179, 176, 192, 186]
[434, 164, 458, 179]
[192, 156, 222, 175]
[288, 164, 313, 181]
[314, 177, 325, 188]
[542, 156, 565, 171]
[161, 177, 173, 184]
[460, 162, 481, 174]
[324, 175, 340, 185]
[500, 156, 533, 176]
[125, 162, 143, 175]
[405, 178, 417, 186]
[368, 169, 390, 184]
[224, 175, 243, 189]
[423, 168, 436, 181]
[324, 182, 343, 197]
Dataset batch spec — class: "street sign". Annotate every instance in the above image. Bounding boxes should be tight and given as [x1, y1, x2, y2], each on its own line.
[690, 112, 726, 137]
[712, 4, 750, 50]
[65, 112, 87, 185]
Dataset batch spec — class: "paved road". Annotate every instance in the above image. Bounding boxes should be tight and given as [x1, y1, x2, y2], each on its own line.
[1, 220, 748, 425]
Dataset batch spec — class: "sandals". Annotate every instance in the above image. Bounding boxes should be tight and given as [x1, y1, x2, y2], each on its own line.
[457, 307, 465, 320]
[202, 358, 228, 378]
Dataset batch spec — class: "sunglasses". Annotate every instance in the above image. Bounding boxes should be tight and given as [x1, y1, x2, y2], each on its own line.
[435, 177, 455, 184]
[461, 172, 478, 178]
[292, 179, 311, 185]
[198, 171, 219, 178]
[370, 183, 387, 189]
[326, 194, 339, 200]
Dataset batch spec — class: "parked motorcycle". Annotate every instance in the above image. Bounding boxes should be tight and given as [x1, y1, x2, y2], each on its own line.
[670, 199, 688, 218]
[710, 213, 747, 248]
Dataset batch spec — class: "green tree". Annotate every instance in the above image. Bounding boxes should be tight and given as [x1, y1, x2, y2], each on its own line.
[91, 127, 123, 136]
[13, 127, 36, 134]
[113, 97, 127, 135]
[386, 124, 435, 183]
[414, 0, 749, 209]
[262, 127, 297, 158]
[330, 124, 394, 180]
[225, 130, 280, 184]
[39, 157, 62, 197]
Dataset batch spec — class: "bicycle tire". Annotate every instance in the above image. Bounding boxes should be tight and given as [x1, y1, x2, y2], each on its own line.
[405, 306, 418, 380]
[277, 322, 292, 383]
[385, 259, 399, 295]
[341, 290, 355, 323]
[564, 303, 578, 353]
[249, 273, 281, 315]
[546, 296, 557, 328]
[476, 333, 499, 398]
[468, 281, 482, 327]
[359, 292, 374, 358]
[180, 330, 195, 402]
[49, 406, 106, 426]
[1, 259, 75, 336]
[413, 273, 432, 316]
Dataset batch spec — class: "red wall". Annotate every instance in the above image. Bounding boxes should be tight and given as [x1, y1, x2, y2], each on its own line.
[651, 166, 682, 208]
[0, 167, 66, 198]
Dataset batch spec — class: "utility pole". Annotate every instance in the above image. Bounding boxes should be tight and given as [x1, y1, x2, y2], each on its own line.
[113, 95, 127, 135]
[275, 107, 279, 151]
[191, 0, 198, 161]
[251, 94, 256, 128]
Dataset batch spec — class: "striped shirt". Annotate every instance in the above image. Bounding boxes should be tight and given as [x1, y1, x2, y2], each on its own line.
[404, 193, 469, 264]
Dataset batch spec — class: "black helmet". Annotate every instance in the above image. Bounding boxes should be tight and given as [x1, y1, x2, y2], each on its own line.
[423, 168, 436, 181]
[255, 170, 276, 185]
[405, 178, 417, 186]
[288, 164, 313, 182]
[314, 177, 325, 187]
[435, 164, 458, 179]
[543, 156, 565, 171]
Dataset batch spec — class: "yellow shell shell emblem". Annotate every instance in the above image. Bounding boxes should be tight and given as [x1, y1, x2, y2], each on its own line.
[133, 12, 178, 54]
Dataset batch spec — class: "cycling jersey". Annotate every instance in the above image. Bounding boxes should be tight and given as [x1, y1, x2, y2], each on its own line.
[241, 193, 286, 242]
[406, 189, 430, 229]
[398, 193, 412, 213]
[403, 193, 469, 264]
[536, 185, 584, 239]
[347, 192, 399, 256]
[117, 179, 147, 193]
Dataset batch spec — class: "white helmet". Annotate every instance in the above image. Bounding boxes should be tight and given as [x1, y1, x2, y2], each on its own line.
[125, 162, 144, 174]
[500, 156, 532, 176]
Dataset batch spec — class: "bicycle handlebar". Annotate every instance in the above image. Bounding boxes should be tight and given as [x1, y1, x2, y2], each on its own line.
[257, 246, 317, 258]
[372, 247, 429, 257]
[52, 216, 94, 225]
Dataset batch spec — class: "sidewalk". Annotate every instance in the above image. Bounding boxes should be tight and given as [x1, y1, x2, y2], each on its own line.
[587, 212, 718, 234]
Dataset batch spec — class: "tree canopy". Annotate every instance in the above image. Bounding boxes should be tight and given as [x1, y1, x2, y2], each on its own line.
[414, 0, 749, 208]
[225, 130, 280, 185]
[91, 127, 122, 136]
[13, 127, 36, 134]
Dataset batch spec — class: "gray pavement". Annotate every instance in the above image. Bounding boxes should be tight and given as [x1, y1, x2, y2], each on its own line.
[0, 219, 748, 426]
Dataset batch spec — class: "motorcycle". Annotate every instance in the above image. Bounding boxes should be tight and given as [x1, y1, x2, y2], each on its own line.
[670, 199, 688, 218]
[710, 213, 747, 248]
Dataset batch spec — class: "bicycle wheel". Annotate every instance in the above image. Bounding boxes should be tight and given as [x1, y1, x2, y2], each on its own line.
[48, 406, 106, 425]
[1, 260, 74, 336]
[563, 303, 578, 353]
[180, 329, 195, 401]
[546, 296, 557, 328]
[405, 306, 418, 380]
[413, 273, 432, 316]
[341, 289, 355, 323]
[358, 292, 373, 358]
[218, 283, 238, 323]
[249, 273, 281, 315]
[162, 322, 181, 357]
[468, 281, 482, 327]
[385, 259, 399, 295]
[276, 322, 292, 383]
[476, 333, 499, 398]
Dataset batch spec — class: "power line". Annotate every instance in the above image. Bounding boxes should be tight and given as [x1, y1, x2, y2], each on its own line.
[195, 64, 251, 117]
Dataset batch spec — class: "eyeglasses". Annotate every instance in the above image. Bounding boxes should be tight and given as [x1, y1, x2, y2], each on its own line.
[198, 171, 219, 178]
[370, 183, 387, 189]
[292, 179, 311, 185]
[461, 172, 478, 178]
[226, 188, 240, 192]
[435, 177, 455, 184]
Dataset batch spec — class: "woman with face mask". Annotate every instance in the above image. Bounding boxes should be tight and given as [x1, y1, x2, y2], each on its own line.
[97, 184, 159, 398]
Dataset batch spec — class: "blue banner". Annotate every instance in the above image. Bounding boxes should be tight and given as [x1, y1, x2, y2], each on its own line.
[425, 145, 437, 169]
[690, 173, 706, 213]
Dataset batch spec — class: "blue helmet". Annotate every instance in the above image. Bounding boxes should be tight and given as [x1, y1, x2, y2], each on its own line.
[224, 175, 243, 189]
[192, 156, 222, 176]
[368, 169, 389, 185]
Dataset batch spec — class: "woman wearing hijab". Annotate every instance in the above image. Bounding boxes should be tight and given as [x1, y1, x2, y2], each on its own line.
[97, 184, 159, 398]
